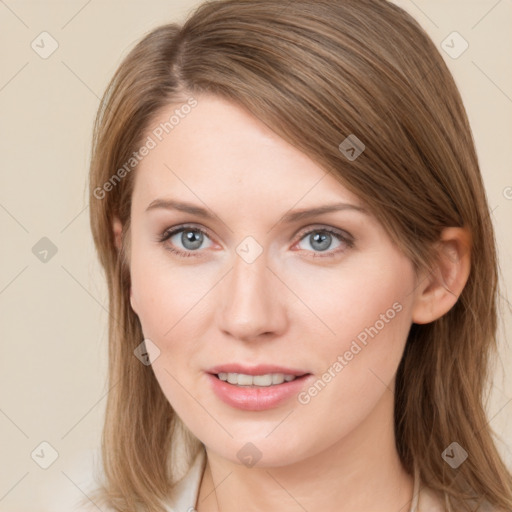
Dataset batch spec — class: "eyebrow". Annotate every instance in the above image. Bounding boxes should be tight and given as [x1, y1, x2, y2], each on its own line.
[145, 198, 368, 223]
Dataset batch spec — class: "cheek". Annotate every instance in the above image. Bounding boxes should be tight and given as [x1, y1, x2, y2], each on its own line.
[129, 254, 209, 403]
[292, 257, 415, 421]
[283, 254, 415, 352]
[129, 244, 214, 340]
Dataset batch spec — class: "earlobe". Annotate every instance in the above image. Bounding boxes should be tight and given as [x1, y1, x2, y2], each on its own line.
[130, 286, 137, 314]
[411, 227, 472, 324]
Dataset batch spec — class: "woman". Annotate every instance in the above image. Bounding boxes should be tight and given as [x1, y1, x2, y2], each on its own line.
[85, 0, 512, 510]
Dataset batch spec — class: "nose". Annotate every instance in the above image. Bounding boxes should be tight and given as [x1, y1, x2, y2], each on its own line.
[216, 249, 288, 342]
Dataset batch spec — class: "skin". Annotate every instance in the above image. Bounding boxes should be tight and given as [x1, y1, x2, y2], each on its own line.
[113, 93, 471, 512]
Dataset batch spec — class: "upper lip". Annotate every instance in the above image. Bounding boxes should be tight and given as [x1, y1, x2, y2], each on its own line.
[207, 364, 310, 376]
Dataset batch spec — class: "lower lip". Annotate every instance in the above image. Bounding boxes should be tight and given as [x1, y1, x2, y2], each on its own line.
[206, 373, 312, 411]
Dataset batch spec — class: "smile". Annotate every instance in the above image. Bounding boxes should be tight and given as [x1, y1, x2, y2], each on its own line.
[208, 372, 312, 411]
[216, 372, 299, 386]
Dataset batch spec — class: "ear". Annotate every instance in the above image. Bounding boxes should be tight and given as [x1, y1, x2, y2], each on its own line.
[112, 215, 136, 313]
[112, 215, 123, 252]
[411, 227, 471, 324]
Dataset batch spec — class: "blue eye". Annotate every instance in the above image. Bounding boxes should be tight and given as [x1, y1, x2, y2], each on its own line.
[158, 225, 213, 258]
[158, 225, 354, 259]
[294, 227, 354, 258]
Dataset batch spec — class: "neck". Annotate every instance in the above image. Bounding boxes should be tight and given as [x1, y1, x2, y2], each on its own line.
[196, 388, 414, 512]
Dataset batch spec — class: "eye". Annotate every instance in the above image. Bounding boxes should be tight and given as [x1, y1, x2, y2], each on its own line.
[158, 224, 354, 259]
[293, 226, 354, 258]
[158, 225, 214, 258]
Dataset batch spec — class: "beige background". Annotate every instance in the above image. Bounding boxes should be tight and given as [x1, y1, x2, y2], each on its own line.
[0, 1, 511, 510]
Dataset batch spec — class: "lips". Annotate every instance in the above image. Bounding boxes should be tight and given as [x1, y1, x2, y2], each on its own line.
[207, 363, 309, 377]
[205, 363, 313, 411]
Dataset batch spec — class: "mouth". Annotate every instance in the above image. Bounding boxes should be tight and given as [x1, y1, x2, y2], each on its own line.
[206, 368, 314, 411]
[212, 371, 310, 387]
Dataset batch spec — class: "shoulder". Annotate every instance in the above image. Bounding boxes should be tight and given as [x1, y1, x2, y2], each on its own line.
[68, 480, 117, 512]
[166, 447, 207, 511]
[418, 485, 501, 512]
[73, 450, 206, 512]
[418, 486, 445, 512]
[73, 502, 116, 512]
[62, 447, 206, 512]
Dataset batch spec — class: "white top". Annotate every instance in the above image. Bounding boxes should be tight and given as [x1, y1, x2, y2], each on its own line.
[165, 447, 446, 512]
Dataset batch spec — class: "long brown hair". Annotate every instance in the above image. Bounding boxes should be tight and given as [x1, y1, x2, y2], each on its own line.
[86, 0, 512, 510]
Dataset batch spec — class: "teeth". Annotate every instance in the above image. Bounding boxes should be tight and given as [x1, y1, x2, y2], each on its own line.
[217, 372, 298, 386]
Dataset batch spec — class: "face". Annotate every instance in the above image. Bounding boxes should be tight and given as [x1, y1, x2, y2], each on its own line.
[125, 93, 422, 467]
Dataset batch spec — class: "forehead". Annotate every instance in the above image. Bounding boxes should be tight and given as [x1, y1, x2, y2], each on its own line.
[131, 94, 364, 214]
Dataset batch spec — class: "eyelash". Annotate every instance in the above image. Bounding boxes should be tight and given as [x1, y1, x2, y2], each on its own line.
[157, 224, 354, 259]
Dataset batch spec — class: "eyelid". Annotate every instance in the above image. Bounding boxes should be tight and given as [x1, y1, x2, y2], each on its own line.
[293, 223, 354, 243]
[159, 223, 216, 245]
[157, 223, 216, 259]
[291, 224, 354, 258]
